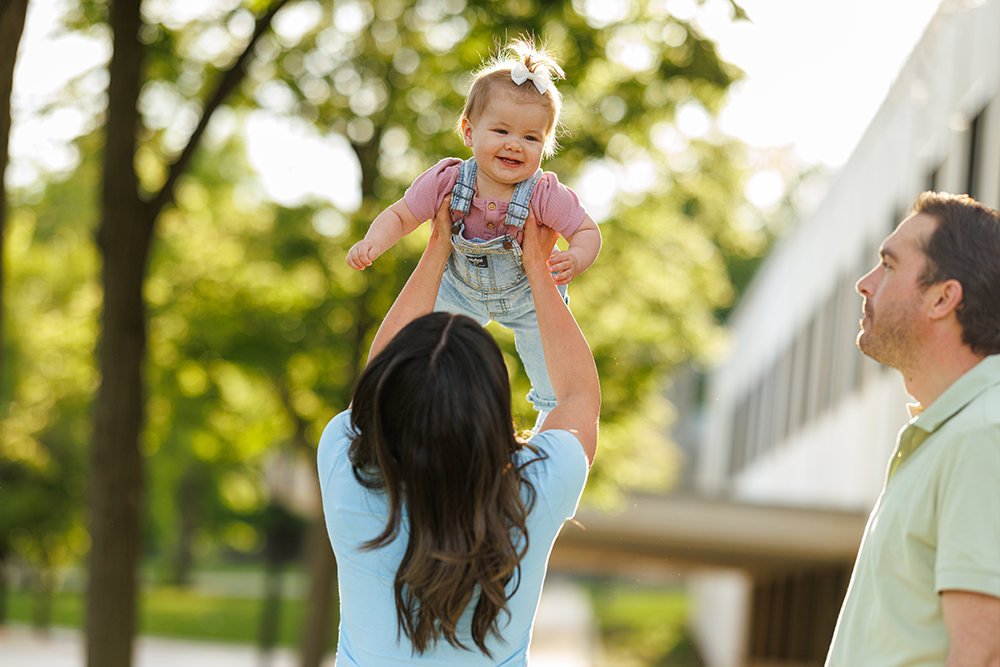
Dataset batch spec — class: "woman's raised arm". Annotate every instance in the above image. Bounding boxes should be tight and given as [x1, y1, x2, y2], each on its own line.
[365, 197, 453, 365]
[521, 217, 601, 464]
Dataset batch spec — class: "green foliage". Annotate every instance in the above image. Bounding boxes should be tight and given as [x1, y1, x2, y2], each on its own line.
[1, 136, 102, 575]
[191, 0, 763, 503]
[2, 0, 771, 578]
[589, 583, 700, 666]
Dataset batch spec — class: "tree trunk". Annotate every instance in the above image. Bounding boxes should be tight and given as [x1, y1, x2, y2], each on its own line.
[257, 557, 284, 664]
[84, 2, 287, 663]
[0, 552, 8, 625]
[32, 562, 56, 632]
[299, 518, 337, 667]
[171, 468, 201, 587]
[1, 0, 30, 422]
[86, 0, 150, 665]
[299, 300, 373, 666]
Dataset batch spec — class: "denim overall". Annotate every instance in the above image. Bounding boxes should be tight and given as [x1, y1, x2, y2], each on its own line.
[433, 157, 569, 420]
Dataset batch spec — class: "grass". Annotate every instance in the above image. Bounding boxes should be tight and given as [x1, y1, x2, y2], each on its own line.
[588, 583, 704, 667]
[5, 586, 338, 649]
[6, 568, 698, 665]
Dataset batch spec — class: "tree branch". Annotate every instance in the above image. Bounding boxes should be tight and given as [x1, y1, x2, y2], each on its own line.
[148, 0, 292, 219]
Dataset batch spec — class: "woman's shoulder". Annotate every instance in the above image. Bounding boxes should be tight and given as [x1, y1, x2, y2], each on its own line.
[317, 410, 355, 480]
[516, 430, 589, 516]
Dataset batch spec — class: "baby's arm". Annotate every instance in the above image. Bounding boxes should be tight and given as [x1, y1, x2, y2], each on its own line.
[546, 214, 601, 285]
[346, 199, 424, 270]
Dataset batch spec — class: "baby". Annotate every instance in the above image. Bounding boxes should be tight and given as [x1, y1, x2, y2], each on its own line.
[346, 38, 601, 426]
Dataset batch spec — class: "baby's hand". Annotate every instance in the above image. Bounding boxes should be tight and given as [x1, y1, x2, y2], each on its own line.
[547, 249, 580, 285]
[346, 240, 380, 269]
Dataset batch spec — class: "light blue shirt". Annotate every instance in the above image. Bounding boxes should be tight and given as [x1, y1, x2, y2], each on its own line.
[317, 410, 589, 666]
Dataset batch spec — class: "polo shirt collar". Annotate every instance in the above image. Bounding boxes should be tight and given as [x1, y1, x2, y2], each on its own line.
[910, 354, 1000, 433]
[888, 354, 1000, 482]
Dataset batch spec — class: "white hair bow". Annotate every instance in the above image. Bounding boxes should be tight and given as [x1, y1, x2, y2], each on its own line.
[511, 62, 551, 95]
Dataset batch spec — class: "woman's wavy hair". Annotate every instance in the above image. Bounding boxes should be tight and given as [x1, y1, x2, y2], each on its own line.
[348, 312, 542, 657]
[459, 36, 566, 157]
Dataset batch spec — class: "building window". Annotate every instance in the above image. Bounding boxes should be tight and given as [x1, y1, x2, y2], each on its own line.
[796, 318, 816, 433]
[926, 162, 943, 192]
[730, 396, 750, 476]
[836, 271, 862, 403]
[967, 105, 987, 199]
[747, 566, 851, 665]
[815, 291, 840, 416]
[773, 348, 794, 445]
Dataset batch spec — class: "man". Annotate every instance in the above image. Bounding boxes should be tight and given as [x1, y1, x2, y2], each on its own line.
[825, 192, 1000, 666]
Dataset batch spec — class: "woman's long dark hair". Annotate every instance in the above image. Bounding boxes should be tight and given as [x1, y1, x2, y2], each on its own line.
[348, 312, 541, 657]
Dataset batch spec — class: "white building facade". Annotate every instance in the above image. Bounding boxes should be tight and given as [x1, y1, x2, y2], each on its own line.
[549, 2, 999, 663]
[693, 0, 1000, 664]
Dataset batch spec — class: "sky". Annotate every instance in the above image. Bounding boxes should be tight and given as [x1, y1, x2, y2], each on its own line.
[8, 0, 945, 211]
[697, 0, 942, 166]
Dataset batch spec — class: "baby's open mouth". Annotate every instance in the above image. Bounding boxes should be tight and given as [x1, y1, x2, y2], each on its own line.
[499, 157, 522, 166]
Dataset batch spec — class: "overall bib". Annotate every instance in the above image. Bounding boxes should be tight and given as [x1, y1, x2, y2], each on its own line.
[433, 157, 568, 418]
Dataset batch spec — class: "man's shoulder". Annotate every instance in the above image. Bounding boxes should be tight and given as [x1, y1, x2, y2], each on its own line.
[943, 380, 1000, 435]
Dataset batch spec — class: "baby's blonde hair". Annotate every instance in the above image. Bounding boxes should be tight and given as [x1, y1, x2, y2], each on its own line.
[460, 37, 565, 157]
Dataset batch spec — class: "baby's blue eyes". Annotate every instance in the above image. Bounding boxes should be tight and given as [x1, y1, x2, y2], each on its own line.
[492, 128, 541, 142]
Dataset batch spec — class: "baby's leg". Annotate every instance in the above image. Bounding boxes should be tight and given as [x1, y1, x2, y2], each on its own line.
[503, 285, 569, 430]
[434, 269, 490, 327]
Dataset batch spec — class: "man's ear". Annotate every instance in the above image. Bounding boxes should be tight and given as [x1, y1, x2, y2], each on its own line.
[928, 279, 963, 321]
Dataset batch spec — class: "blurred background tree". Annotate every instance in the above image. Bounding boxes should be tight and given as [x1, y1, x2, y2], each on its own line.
[0, 0, 32, 628]
[0, 0, 766, 665]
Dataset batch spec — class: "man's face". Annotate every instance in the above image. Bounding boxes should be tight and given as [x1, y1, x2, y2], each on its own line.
[855, 213, 938, 369]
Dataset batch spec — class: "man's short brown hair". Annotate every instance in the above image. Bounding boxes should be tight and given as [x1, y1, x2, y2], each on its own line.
[911, 191, 1000, 356]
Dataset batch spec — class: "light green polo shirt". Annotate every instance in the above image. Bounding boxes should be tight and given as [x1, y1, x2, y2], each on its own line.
[826, 354, 1000, 667]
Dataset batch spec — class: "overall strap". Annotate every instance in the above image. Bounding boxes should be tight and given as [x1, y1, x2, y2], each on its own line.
[447, 157, 478, 234]
[449, 157, 478, 224]
[504, 169, 543, 230]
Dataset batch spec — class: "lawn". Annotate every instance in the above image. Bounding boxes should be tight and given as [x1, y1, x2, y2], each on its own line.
[588, 583, 704, 667]
[6, 570, 700, 665]
[5, 584, 337, 649]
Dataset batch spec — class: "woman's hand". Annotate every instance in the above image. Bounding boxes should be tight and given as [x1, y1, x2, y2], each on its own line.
[520, 213, 559, 279]
[425, 195, 454, 263]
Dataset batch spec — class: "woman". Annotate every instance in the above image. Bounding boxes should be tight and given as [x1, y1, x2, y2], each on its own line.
[317, 199, 600, 665]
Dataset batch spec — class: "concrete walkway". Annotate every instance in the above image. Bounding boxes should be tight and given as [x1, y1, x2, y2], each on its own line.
[0, 626, 312, 667]
[0, 577, 599, 667]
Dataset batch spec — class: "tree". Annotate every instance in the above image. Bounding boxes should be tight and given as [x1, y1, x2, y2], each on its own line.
[0, 0, 31, 625]
[88, 0, 289, 664]
[135, 1, 757, 661]
[239, 0, 759, 498]
[0, 135, 99, 631]
[8, 0, 759, 664]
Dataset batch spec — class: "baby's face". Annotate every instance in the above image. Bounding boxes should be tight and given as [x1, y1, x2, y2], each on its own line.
[462, 93, 551, 195]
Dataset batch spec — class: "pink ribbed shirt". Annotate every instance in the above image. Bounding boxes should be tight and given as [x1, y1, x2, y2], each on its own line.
[403, 158, 587, 242]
